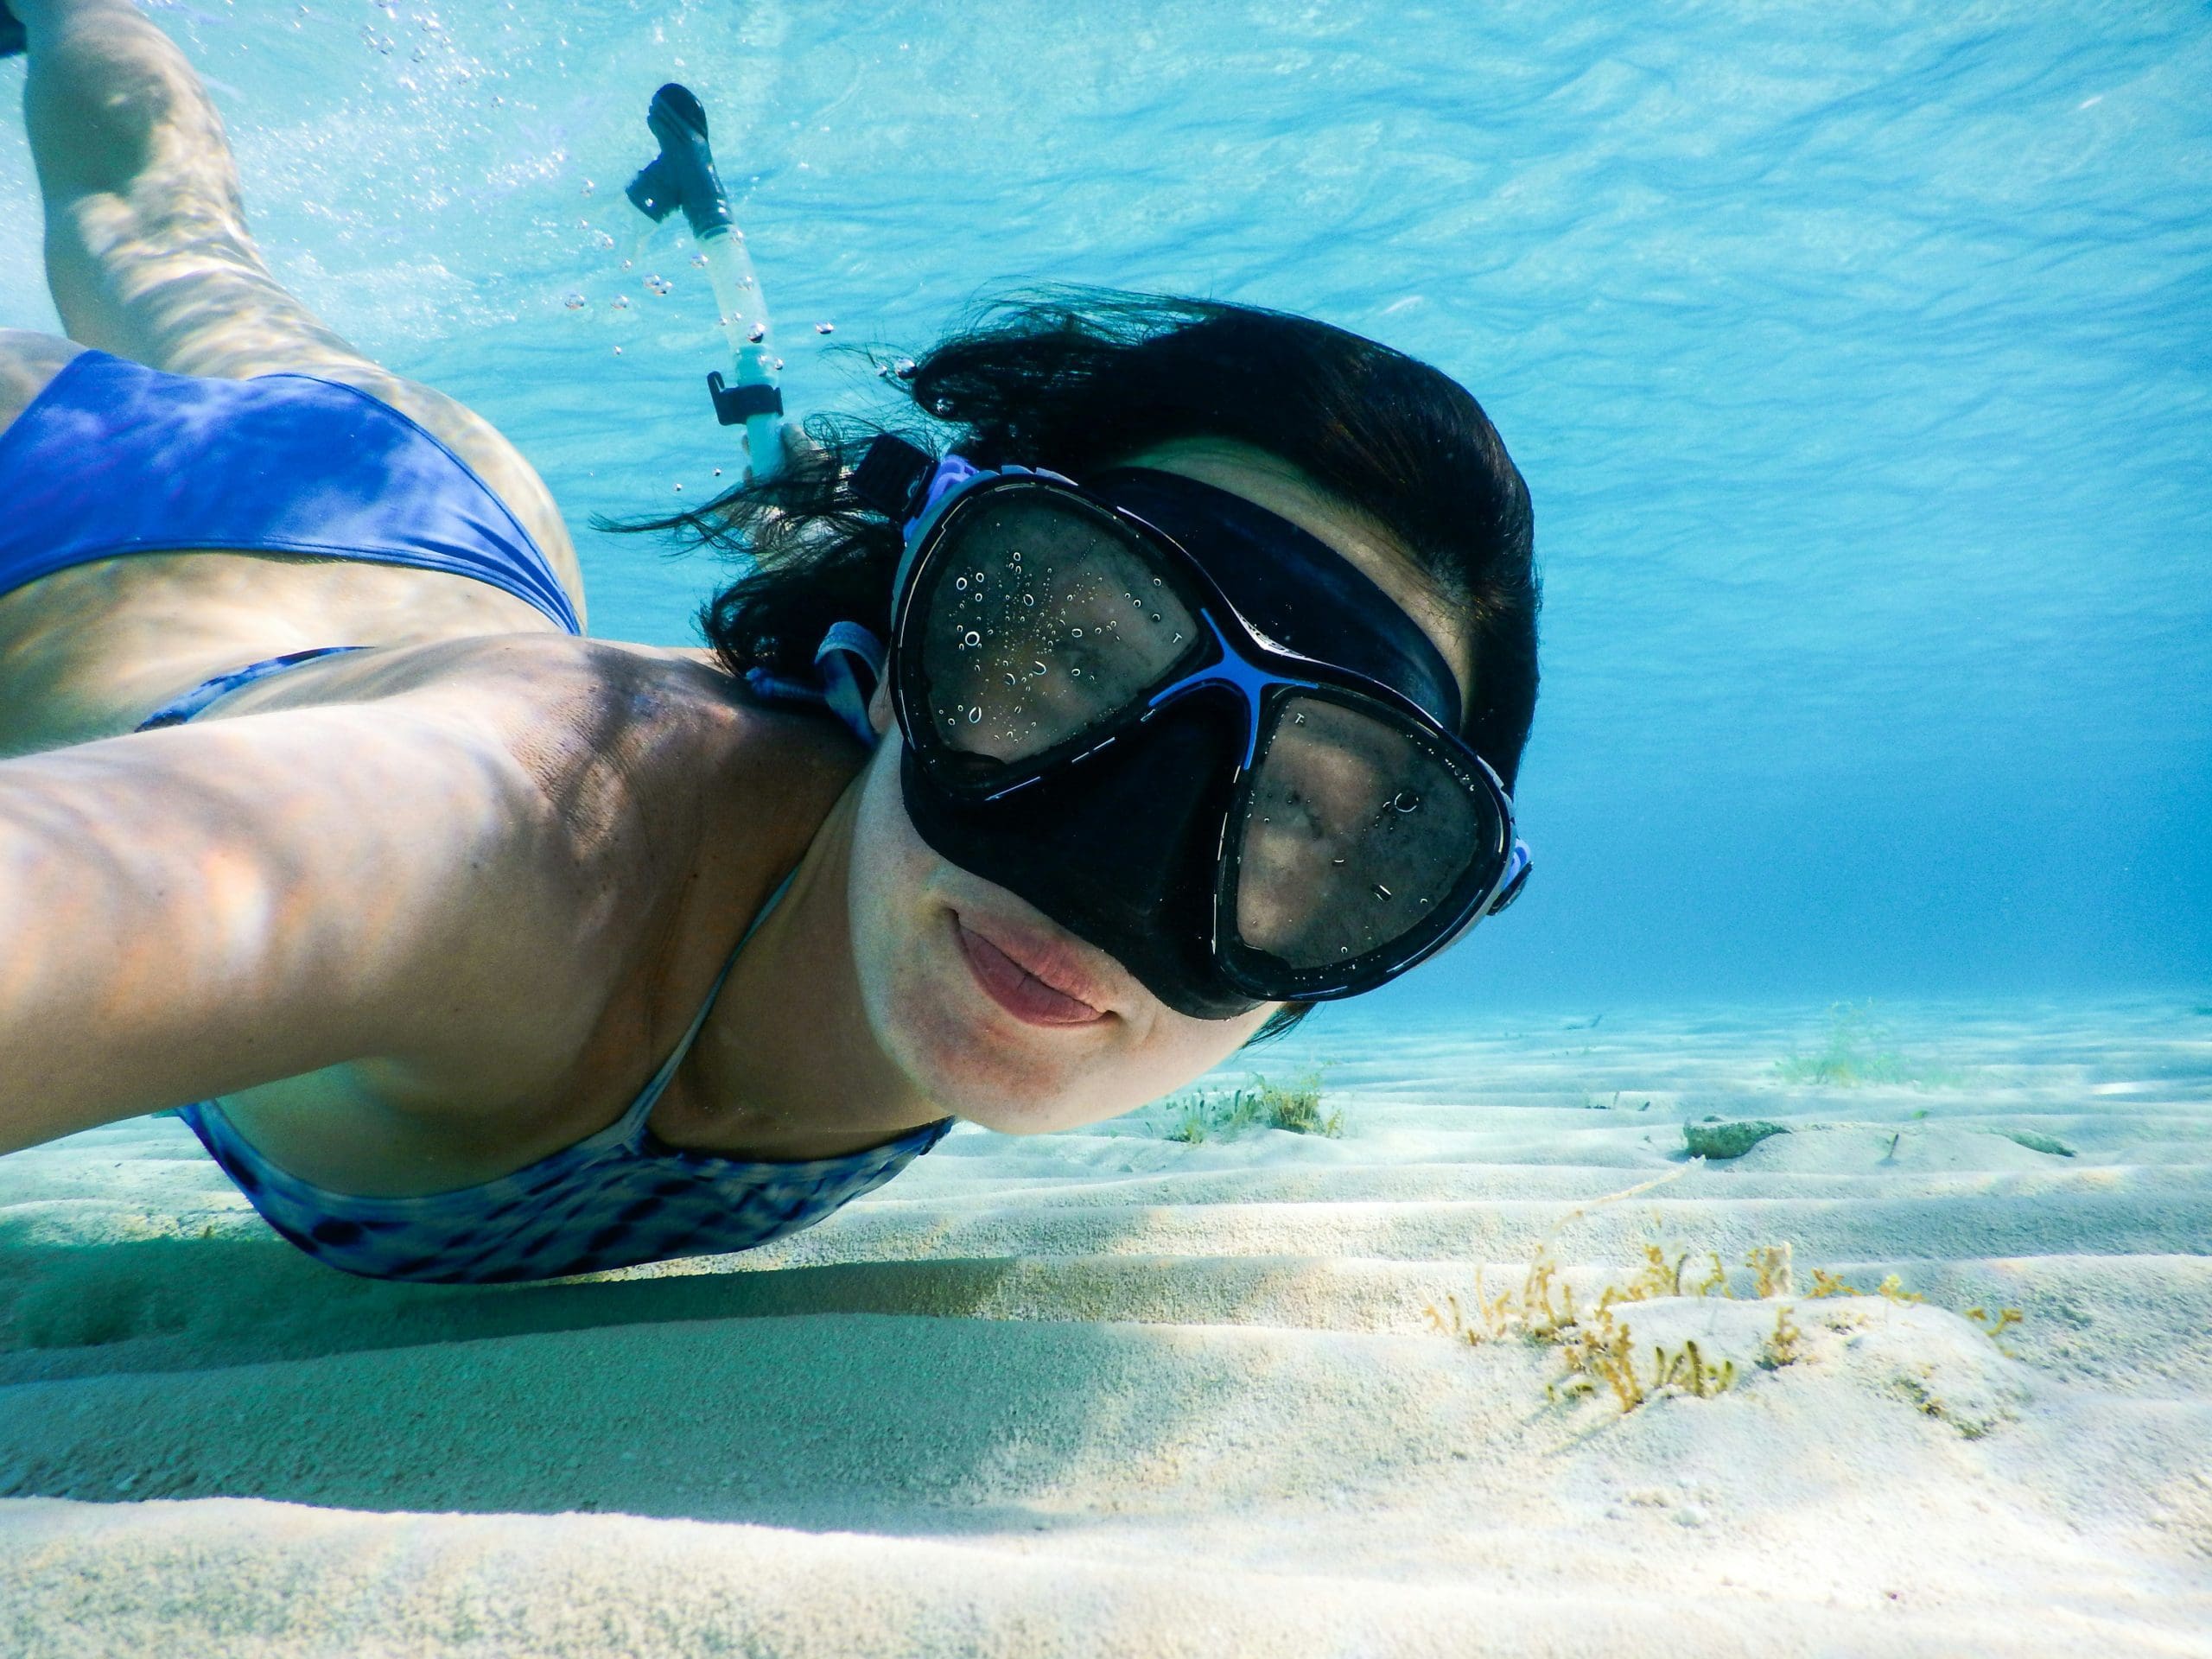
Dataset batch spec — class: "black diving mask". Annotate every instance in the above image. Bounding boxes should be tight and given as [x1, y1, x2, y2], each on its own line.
[854, 436, 1532, 1020]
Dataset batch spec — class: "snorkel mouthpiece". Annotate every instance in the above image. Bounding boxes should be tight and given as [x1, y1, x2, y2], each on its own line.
[627, 83, 785, 480]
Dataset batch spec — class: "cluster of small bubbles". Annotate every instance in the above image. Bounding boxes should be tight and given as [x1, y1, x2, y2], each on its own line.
[563, 293, 586, 310]
[645, 274, 673, 297]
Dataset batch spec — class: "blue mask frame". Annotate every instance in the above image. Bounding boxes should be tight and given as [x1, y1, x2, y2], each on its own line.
[886, 450, 1533, 1002]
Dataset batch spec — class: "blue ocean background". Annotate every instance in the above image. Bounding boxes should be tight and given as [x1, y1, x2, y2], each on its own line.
[2, 0, 2204, 1014]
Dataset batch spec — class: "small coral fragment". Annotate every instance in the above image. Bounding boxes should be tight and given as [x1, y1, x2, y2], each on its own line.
[1761, 1303, 1803, 1369]
[1747, 1243, 1795, 1298]
[1683, 1120, 1788, 1160]
[1964, 1305, 2025, 1357]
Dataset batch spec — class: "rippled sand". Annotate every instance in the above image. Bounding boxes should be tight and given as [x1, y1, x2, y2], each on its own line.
[4, 997, 2209, 1656]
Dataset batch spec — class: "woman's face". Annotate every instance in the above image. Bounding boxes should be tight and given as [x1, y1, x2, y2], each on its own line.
[845, 436, 1476, 1134]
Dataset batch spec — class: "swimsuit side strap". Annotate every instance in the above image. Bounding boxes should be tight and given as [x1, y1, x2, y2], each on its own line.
[613, 865, 800, 1141]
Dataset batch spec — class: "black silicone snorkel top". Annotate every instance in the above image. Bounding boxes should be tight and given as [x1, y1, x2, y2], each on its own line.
[899, 465, 1466, 1022]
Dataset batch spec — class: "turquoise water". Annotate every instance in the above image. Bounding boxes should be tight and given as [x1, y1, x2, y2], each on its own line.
[1, 0, 2204, 1011]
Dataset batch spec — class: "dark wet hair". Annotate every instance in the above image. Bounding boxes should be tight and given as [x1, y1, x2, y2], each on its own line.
[620, 289, 1539, 1039]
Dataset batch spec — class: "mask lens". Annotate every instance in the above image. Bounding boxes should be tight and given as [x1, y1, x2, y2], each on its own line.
[911, 490, 1202, 770]
[1230, 692, 1503, 977]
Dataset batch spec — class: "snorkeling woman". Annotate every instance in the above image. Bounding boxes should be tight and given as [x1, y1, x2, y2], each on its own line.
[0, 0, 1538, 1283]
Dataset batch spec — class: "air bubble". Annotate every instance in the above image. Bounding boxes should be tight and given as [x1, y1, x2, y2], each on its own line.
[1372, 883, 1393, 901]
[1022, 594, 1034, 607]
[955, 576, 968, 591]
[1003, 672, 1017, 686]
[1150, 613, 1160, 623]
[1071, 627, 1084, 638]
[563, 293, 586, 309]
[1031, 661, 1047, 676]
[1389, 790, 1421, 813]
[963, 630, 981, 646]
[968, 707, 982, 723]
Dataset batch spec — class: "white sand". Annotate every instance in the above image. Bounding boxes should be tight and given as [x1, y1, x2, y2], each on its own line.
[3, 996, 2209, 1657]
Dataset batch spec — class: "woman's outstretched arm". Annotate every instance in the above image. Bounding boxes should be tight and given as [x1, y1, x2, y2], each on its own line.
[0, 697, 581, 1154]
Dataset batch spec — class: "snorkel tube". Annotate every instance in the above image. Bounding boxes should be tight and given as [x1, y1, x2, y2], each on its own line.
[626, 83, 785, 481]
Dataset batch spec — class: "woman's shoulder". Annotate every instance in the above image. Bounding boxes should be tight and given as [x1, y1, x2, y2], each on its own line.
[204, 628, 871, 869]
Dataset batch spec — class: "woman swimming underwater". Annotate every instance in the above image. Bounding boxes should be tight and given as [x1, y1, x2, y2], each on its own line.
[0, 0, 1538, 1283]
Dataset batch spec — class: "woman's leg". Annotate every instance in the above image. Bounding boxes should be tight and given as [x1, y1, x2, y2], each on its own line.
[13, 0, 584, 613]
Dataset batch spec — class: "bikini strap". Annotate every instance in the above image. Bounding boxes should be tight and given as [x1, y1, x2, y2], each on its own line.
[614, 865, 799, 1141]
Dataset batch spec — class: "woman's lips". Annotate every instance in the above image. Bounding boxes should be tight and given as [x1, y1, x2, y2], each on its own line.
[952, 913, 1109, 1027]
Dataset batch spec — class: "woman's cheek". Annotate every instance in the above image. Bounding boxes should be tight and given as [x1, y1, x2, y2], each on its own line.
[843, 736, 1275, 1127]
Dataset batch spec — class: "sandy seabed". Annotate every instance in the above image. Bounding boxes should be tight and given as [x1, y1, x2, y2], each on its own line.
[3, 996, 2208, 1657]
